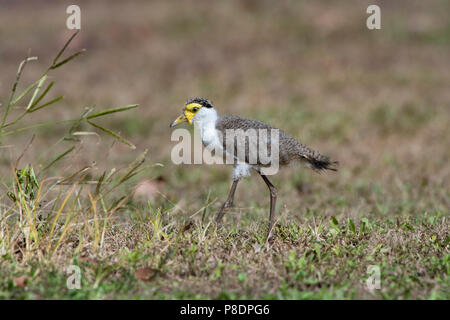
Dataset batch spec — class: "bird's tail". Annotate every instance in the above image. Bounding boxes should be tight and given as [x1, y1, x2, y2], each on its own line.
[305, 153, 338, 172]
[293, 144, 338, 172]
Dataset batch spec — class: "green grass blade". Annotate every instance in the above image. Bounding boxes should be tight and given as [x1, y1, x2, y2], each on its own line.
[50, 49, 86, 70]
[26, 75, 47, 110]
[29, 80, 54, 110]
[0, 119, 75, 137]
[41, 146, 76, 172]
[87, 120, 136, 149]
[86, 104, 138, 120]
[330, 216, 340, 232]
[2, 56, 38, 127]
[29, 96, 64, 113]
[10, 80, 39, 106]
[52, 30, 79, 66]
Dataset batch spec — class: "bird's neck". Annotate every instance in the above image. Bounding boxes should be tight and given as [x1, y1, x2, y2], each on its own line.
[193, 109, 218, 133]
[193, 109, 219, 144]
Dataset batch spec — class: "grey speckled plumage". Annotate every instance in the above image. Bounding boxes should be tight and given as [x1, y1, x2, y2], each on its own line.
[215, 115, 337, 172]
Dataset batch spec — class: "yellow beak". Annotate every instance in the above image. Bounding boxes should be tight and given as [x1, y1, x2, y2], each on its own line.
[170, 111, 195, 127]
[170, 113, 187, 127]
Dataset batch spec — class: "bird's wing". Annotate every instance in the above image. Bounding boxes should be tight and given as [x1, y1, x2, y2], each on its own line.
[216, 115, 277, 131]
[215, 115, 280, 165]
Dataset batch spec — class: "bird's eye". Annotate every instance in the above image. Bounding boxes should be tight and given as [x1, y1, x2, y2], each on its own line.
[192, 107, 199, 112]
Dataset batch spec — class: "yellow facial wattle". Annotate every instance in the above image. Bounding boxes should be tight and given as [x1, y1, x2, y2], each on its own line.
[184, 110, 195, 124]
[170, 102, 203, 127]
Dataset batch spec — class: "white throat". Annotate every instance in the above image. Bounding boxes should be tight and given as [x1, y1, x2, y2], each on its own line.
[193, 108, 219, 147]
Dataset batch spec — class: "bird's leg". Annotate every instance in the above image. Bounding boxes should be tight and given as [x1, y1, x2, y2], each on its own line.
[260, 173, 277, 240]
[215, 179, 239, 223]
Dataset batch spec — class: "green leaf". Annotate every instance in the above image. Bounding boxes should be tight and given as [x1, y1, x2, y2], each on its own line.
[348, 218, 356, 233]
[1, 56, 37, 127]
[29, 80, 54, 110]
[10, 80, 38, 107]
[41, 146, 76, 172]
[86, 104, 138, 120]
[237, 273, 247, 283]
[26, 75, 47, 110]
[0, 119, 74, 137]
[50, 49, 86, 70]
[87, 120, 136, 149]
[29, 96, 64, 113]
[360, 221, 366, 233]
[7, 191, 17, 202]
[52, 30, 80, 66]
[330, 216, 340, 232]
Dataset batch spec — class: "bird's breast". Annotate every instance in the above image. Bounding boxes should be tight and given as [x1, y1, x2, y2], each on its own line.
[200, 125, 222, 150]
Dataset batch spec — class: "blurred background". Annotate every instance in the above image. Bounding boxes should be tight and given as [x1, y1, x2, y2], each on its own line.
[0, 0, 448, 217]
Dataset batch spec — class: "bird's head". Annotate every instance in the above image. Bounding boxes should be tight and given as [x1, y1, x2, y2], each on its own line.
[170, 98, 215, 127]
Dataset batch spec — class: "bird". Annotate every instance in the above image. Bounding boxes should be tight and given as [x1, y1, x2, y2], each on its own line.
[170, 97, 337, 240]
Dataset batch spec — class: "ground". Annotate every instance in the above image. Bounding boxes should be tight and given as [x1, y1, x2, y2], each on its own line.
[0, 0, 448, 299]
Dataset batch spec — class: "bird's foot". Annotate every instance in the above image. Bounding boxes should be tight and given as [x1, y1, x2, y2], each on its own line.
[266, 233, 275, 245]
[265, 225, 275, 244]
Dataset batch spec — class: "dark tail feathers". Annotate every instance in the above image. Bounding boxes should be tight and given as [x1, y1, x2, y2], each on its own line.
[292, 141, 338, 172]
[307, 155, 338, 172]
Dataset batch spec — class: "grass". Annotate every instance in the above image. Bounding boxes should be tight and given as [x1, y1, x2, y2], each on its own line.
[0, 0, 449, 300]
[0, 209, 447, 299]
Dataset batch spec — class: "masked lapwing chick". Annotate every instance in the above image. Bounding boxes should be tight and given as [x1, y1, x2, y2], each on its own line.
[170, 98, 338, 240]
